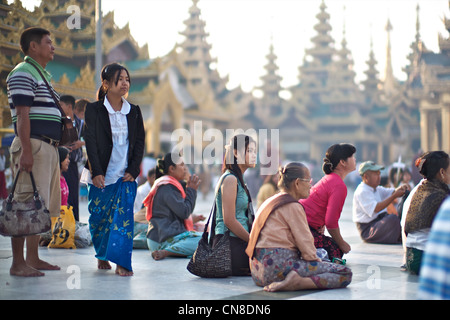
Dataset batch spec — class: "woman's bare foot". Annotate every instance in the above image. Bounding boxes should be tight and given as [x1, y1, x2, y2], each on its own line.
[151, 250, 186, 260]
[151, 250, 169, 260]
[10, 263, 44, 277]
[264, 271, 317, 292]
[115, 265, 133, 276]
[97, 259, 112, 270]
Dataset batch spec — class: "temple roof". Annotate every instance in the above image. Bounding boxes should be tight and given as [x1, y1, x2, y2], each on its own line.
[0, 0, 157, 102]
[421, 52, 450, 66]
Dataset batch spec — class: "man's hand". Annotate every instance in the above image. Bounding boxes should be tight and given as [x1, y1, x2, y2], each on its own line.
[67, 140, 84, 151]
[393, 184, 408, 198]
[19, 149, 33, 173]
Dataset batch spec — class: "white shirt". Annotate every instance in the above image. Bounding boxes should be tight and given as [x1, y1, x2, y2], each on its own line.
[352, 182, 395, 223]
[401, 179, 424, 229]
[405, 228, 430, 251]
[80, 96, 130, 186]
[401, 179, 429, 250]
[134, 181, 151, 213]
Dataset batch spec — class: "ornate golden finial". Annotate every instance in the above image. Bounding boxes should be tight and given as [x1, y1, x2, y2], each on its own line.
[11, 52, 22, 65]
[385, 17, 392, 32]
[73, 63, 95, 89]
[60, 36, 73, 50]
[58, 74, 71, 86]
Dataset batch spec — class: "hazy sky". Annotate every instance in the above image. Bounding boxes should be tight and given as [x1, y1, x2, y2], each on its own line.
[16, 0, 450, 93]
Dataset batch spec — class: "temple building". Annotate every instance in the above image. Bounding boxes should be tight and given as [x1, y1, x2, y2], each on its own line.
[0, 0, 158, 150]
[245, 1, 421, 164]
[0, 0, 253, 159]
[0, 0, 447, 166]
[407, 4, 450, 153]
[149, 0, 252, 157]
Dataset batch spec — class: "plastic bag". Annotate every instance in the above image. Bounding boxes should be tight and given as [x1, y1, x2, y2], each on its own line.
[74, 221, 92, 248]
[48, 205, 76, 249]
[316, 248, 330, 261]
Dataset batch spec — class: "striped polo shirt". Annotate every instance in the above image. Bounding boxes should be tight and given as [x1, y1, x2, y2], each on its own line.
[7, 56, 62, 141]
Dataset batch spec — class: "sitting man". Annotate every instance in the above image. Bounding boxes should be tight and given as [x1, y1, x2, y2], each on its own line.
[352, 161, 407, 244]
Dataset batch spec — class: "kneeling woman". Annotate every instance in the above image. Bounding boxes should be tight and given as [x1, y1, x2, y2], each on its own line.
[144, 153, 201, 260]
[246, 162, 352, 291]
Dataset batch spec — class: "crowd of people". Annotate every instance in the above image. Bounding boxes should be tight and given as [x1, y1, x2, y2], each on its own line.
[3, 27, 450, 299]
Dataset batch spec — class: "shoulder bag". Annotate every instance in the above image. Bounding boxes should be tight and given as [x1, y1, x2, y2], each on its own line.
[0, 170, 51, 237]
[26, 61, 78, 146]
[186, 201, 232, 278]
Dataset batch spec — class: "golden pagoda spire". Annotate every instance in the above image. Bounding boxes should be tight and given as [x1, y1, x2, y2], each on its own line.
[362, 30, 381, 100]
[259, 36, 283, 116]
[404, 4, 422, 78]
[177, 0, 227, 97]
[383, 17, 399, 96]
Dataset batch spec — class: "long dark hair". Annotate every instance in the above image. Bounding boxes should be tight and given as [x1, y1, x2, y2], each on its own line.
[222, 134, 255, 199]
[97, 63, 131, 101]
[415, 151, 450, 181]
[322, 143, 356, 174]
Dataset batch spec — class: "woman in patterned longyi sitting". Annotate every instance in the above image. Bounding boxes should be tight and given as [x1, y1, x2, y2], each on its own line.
[246, 162, 352, 292]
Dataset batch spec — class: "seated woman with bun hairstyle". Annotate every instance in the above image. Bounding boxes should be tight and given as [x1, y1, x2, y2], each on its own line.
[300, 143, 357, 261]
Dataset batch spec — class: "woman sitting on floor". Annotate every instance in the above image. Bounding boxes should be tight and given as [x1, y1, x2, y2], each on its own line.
[246, 162, 352, 292]
[404, 151, 450, 275]
[300, 143, 356, 260]
[213, 134, 257, 276]
[144, 152, 202, 260]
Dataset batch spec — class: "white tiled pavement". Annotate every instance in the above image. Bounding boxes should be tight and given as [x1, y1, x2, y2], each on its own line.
[0, 188, 419, 301]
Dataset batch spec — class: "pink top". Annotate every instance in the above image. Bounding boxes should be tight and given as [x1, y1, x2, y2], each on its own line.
[299, 172, 347, 230]
[60, 175, 69, 206]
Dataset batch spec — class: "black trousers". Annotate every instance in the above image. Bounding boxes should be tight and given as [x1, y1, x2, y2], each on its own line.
[356, 213, 402, 244]
[62, 160, 79, 221]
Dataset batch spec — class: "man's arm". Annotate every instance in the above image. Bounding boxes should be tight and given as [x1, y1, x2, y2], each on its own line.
[374, 185, 407, 213]
[15, 106, 33, 172]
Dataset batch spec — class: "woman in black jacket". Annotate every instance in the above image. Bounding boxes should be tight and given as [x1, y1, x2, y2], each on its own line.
[81, 63, 145, 276]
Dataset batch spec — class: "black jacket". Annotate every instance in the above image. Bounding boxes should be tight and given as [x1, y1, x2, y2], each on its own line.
[146, 184, 197, 243]
[83, 99, 145, 180]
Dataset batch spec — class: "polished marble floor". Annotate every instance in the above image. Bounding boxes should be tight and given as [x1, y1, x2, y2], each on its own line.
[0, 189, 420, 301]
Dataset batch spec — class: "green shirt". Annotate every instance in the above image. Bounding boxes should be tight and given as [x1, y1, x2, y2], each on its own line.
[214, 170, 250, 237]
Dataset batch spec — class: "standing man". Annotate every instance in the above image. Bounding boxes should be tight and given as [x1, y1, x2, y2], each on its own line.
[6, 27, 62, 277]
[352, 161, 408, 244]
[60, 95, 84, 221]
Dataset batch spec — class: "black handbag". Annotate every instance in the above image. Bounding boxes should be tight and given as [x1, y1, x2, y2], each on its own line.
[187, 202, 232, 278]
[0, 170, 51, 237]
[26, 60, 78, 146]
